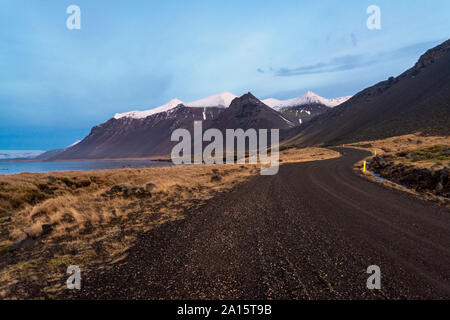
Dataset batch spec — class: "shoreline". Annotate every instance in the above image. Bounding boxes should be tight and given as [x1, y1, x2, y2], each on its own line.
[0, 157, 174, 176]
[0, 157, 173, 164]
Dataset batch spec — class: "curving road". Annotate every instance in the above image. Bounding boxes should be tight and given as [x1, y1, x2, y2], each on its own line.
[65, 148, 450, 299]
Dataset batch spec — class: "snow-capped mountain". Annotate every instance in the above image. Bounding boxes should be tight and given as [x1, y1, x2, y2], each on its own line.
[37, 90, 355, 160]
[113, 91, 350, 121]
[114, 92, 237, 120]
[260, 91, 352, 125]
[51, 92, 296, 160]
[262, 91, 351, 111]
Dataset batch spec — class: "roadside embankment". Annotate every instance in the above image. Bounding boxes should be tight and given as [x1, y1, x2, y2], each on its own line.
[369, 146, 449, 198]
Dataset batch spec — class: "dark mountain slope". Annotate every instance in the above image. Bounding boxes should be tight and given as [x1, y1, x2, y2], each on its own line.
[35, 148, 66, 160]
[289, 39, 450, 146]
[55, 106, 225, 159]
[209, 92, 294, 131]
[278, 103, 331, 125]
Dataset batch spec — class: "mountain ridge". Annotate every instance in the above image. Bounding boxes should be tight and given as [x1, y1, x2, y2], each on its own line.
[50, 92, 296, 160]
[288, 39, 450, 146]
[112, 91, 350, 121]
[262, 91, 351, 111]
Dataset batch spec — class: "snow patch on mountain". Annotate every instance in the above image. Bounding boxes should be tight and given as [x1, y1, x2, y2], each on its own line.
[114, 92, 237, 120]
[67, 140, 81, 148]
[185, 92, 237, 108]
[262, 91, 351, 111]
[279, 115, 295, 126]
[114, 98, 184, 120]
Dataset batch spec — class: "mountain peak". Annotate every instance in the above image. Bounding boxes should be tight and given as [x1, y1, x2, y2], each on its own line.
[303, 90, 318, 96]
[409, 39, 450, 77]
[242, 91, 258, 99]
[229, 92, 263, 108]
[262, 91, 351, 110]
[168, 98, 183, 105]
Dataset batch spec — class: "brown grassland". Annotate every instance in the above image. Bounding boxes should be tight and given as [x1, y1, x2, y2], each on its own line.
[348, 133, 450, 168]
[0, 147, 339, 299]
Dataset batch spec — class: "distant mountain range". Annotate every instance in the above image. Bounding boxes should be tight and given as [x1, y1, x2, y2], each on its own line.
[40, 39, 450, 160]
[43, 91, 348, 160]
[112, 91, 348, 123]
[50, 92, 298, 160]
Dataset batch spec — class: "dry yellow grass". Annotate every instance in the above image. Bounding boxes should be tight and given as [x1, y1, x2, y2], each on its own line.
[347, 133, 450, 168]
[0, 164, 260, 296]
[0, 147, 339, 299]
[279, 146, 340, 163]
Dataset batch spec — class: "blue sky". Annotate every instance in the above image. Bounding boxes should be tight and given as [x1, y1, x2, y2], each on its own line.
[0, 0, 449, 150]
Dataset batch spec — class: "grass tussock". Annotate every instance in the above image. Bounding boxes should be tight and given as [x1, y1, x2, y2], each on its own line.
[396, 145, 450, 163]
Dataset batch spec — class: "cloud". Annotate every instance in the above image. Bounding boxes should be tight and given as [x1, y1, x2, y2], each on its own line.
[257, 68, 265, 73]
[274, 40, 442, 77]
[276, 54, 365, 76]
